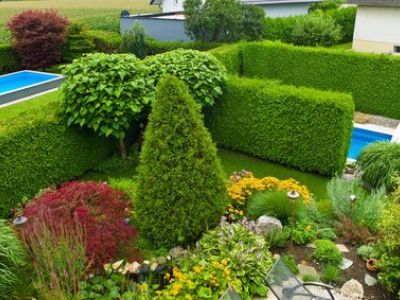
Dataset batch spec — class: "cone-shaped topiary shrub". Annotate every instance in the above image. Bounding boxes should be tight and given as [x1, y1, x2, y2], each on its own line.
[135, 75, 226, 247]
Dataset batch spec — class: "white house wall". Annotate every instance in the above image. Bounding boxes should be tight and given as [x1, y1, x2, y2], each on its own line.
[353, 6, 400, 53]
[162, 0, 184, 12]
[261, 3, 311, 17]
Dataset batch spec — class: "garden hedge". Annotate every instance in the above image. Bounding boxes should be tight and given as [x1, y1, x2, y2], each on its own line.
[209, 44, 242, 74]
[146, 39, 221, 55]
[206, 76, 354, 176]
[0, 44, 20, 74]
[212, 41, 400, 119]
[0, 96, 114, 218]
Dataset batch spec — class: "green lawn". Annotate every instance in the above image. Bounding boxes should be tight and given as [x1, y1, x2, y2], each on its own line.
[330, 42, 352, 51]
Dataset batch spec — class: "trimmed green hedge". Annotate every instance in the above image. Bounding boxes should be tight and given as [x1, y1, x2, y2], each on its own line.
[206, 76, 354, 176]
[212, 41, 400, 118]
[209, 44, 242, 74]
[146, 39, 221, 55]
[0, 93, 114, 217]
[0, 44, 20, 74]
[87, 30, 121, 53]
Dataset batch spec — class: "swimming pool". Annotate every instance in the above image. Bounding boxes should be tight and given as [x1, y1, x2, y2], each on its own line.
[348, 126, 393, 160]
[0, 70, 64, 106]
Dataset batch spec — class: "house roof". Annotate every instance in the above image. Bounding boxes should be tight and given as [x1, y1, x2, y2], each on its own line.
[347, 0, 400, 6]
[150, 0, 321, 5]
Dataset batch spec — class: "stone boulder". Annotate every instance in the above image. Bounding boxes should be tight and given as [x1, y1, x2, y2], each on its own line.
[256, 215, 283, 236]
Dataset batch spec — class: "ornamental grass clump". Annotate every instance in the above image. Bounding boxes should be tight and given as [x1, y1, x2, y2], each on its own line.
[135, 75, 226, 247]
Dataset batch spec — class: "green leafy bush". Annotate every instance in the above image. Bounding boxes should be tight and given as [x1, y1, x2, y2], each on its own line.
[291, 12, 342, 47]
[240, 5, 265, 41]
[327, 177, 387, 232]
[62, 22, 95, 62]
[290, 220, 318, 245]
[145, 49, 227, 106]
[327, 7, 357, 43]
[235, 41, 400, 118]
[264, 228, 290, 249]
[0, 220, 28, 299]
[282, 254, 299, 275]
[317, 227, 337, 241]
[206, 76, 353, 176]
[309, 0, 344, 12]
[87, 30, 121, 53]
[135, 76, 226, 247]
[378, 201, 400, 295]
[263, 16, 298, 43]
[358, 142, 400, 191]
[321, 265, 341, 283]
[0, 43, 21, 74]
[120, 22, 147, 58]
[108, 178, 137, 202]
[0, 95, 113, 218]
[60, 53, 154, 157]
[312, 239, 343, 266]
[146, 39, 221, 55]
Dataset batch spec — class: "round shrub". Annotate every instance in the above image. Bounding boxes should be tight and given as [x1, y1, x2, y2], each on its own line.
[358, 141, 400, 191]
[312, 239, 343, 266]
[60, 53, 154, 157]
[291, 12, 342, 47]
[8, 10, 68, 69]
[22, 181, 137, 270]
[144, 49, 226, 106]
[135, 75, 226, 247]
[0, 220, 28, 299]
[62, 22, 95, 62]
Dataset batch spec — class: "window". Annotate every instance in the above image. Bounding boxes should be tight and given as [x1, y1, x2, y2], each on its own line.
[394, 46, 400, 54]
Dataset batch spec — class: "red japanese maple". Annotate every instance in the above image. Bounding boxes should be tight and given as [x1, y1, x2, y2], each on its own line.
[8, 10, 68, 69]
[22, 181, 137, 270]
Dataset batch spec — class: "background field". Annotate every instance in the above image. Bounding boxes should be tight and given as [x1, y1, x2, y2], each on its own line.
[0, 0, 157, 43]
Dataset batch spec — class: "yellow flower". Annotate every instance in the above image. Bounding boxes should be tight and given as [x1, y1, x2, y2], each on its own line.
[164, 272, 171, 280]
[139, 283, 148, 293]
[173, 267, 183, 279]
[185, 294, 193, 300]
[193, 265, 202, 273]
[170, 283, 183, 296]
[221, 259, 229, 266]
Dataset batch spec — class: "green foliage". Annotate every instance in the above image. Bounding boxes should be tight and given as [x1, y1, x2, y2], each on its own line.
[135, 76, 226, 247]
[263, 16, 298, 43]
[120, 22, 147, 58]
[237, 40, 400, 118]
[206, 76, 354, 176]
[264, 228, 290, 249]
[291, 12, 342, 47]
[378, 201, 400, 294]
[184, 0, 264, 42]
[87, 30, 121, 53]
[246, 190, 299, 225]
[0, 43, 20, 74]
[61, 53, 154, 140]
[327, 177, 387, 232]
[0, 220, 28, 299]
[62, 22, 95, 62]
[290, 221, 318, 245]
[282, 254, 299, 275]
[317, 227, 337, 241]
[209, 44, 242, 74]
[108, 178, 137, 203]
[312, 239, 344, 266]
[146, 38, 221, 55]
[302, 274, 320, 282]
[94, 156, 138, 177]
[145, 49, 226, 106]
[0, 95, 113, 218]
[358, 142, 400, 191]
[321, 265, 341, 283]
[82, 15, 120, 33]
[327, 7, 357, 43]
[356, 244, 380, 260]
[309, 0, 344, 12]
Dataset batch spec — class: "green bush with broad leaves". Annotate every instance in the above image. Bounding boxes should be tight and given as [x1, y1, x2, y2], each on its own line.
[135, 75, 226, 248]
[291, 12, 342, 47]
[205, 76, 353, 176]
[145, 49, 227, 106]
[60, 53, 154, 158]
[289, 220, 318, 245]
[312, 239, 343, 266]
[378, 201, 400, 296]
[0, 220, 29, 299]
[358, 142, 400, 192]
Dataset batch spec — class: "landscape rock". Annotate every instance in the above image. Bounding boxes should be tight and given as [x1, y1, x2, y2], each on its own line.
[340, 279, 364, 300]
[365, 274, 378, 286]
[150, 262, 158, 272]
[169, 246, 187, 259]
[336, 244, 350, 253]
[256, 215, 283, 235]
[339, 258, 353, 270]
[156, 256, 168, 265]
[298, 264, 318, 278]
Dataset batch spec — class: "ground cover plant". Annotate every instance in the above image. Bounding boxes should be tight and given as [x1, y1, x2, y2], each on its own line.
[135, 75, 226, 247]
[8, 10, 68, 69]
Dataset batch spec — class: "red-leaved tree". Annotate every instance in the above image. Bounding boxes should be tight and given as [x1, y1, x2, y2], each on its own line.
[7, 10, 68, 69]
[22, 181, 137, 270]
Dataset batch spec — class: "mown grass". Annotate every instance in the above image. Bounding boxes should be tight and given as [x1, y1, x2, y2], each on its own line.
[0, 0, 158, 43]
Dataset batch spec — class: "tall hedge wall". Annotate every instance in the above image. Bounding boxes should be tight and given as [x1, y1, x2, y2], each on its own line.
[0, 94, 114, 217]
[0, 44, 20, 74]
[212, 41, 400, 119]
[206, 76, 354, 176]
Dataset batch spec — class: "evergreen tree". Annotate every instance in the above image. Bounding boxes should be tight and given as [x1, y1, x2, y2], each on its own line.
[135, 75, 226, 247]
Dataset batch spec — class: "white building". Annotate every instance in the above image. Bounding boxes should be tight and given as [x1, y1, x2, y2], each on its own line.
[349, 0, 400, 54]
[150, 0, 321, 18]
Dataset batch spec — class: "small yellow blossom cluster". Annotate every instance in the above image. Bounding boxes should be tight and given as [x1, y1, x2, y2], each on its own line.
[227, 173, 312, 205]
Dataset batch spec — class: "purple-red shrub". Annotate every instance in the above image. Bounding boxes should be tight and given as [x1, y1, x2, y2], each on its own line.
[22, 181, 137, 270]
[7, 10, 68, 69]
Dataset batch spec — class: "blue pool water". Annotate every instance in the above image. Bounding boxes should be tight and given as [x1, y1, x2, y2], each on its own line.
[348, 127, 392, 160]
[0, 71, 60, 94]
